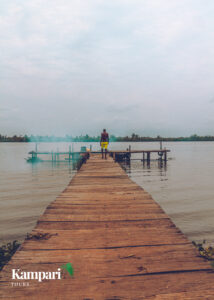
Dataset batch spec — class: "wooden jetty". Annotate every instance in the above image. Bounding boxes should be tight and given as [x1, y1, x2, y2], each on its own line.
[1, 154, 214, 299]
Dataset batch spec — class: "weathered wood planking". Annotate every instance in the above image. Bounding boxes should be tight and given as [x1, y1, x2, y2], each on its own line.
[0, 154, 214, 299]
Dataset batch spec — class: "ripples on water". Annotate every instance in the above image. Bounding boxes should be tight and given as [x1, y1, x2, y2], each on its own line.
[0, 142, 214, 245]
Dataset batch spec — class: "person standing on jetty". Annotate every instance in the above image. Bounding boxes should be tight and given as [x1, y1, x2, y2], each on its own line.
[100, 129, 109, 159]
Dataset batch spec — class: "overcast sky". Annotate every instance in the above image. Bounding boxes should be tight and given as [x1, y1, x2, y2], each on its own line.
[1, 0, 214, 137]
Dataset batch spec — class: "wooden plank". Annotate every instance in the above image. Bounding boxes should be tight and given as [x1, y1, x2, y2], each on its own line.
[38, 213, 169, 222]
[43, 205, 163, 214]
[21, 227, 189, 250]
[36, 218, 174, 230]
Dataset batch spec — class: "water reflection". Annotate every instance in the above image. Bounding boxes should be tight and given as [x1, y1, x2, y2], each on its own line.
[120, 158, 168, 175]
[30, 159, 81, 178]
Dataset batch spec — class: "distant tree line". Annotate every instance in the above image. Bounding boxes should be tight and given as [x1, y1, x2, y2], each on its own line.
[1, 133, 214, 142]
[0, 134, 117, 142]
[116, 134, 214, 142]
[0, 135, 30, 142]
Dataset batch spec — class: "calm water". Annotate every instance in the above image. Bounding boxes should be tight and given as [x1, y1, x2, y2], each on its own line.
[0, 142, 214, 245]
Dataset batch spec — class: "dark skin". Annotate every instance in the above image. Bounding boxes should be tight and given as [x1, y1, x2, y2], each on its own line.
[100, 129, 109, 159]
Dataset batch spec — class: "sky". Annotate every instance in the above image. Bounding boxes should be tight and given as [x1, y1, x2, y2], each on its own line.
[1, 0, 214, 137]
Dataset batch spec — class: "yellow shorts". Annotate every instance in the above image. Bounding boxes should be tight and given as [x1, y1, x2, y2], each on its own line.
[101, 142, 108, 150]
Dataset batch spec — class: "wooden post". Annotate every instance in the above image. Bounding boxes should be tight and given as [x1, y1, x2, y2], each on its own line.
[34, 144, 38, 159]
[56, 148, 58, 161]
[113, 152, 116, 162]
[69, 145, 71, 162]
[143, 152, 145, 162]
[164, 151, 167, 162]
[129, 145, 131, 152]
[158, 150, 163, 162]
[147, 152, 150, 163]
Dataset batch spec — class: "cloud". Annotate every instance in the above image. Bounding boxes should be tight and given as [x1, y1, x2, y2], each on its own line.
[1, 0, 214, 136]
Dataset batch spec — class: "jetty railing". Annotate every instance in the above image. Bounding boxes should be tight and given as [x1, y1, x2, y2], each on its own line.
[27, 149, 170, 164]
